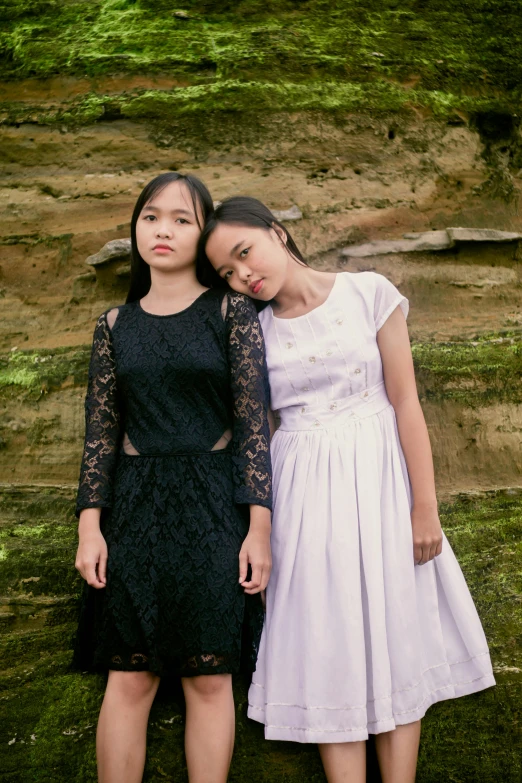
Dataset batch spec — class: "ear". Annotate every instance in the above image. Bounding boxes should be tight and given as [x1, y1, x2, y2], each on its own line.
[271, 223, 288, 245]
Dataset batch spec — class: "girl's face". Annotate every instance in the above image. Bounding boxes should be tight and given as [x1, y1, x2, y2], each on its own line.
[136, 180, 202, 273]
[205, 222, 290, 301]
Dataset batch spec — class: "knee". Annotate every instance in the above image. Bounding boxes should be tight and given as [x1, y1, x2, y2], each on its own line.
[107, 670, 159, 703]
[183, 674, 231, 702]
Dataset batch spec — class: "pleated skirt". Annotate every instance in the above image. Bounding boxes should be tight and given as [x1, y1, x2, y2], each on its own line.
[248, 383, 495, 742]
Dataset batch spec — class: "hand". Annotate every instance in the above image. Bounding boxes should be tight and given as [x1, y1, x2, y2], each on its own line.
[75, 524, 108, 589]
[239, 527, 272, 595]
[411, 503, 443, 566]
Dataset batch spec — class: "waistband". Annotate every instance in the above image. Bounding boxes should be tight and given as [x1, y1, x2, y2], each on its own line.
[277, 382, 392, 432]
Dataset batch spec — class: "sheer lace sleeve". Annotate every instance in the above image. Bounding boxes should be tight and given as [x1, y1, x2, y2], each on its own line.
[225, 293, 272, 510]
[75, 312, 121, 518]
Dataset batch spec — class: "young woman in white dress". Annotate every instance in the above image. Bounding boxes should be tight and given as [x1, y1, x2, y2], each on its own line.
[198, 197, 495, 783]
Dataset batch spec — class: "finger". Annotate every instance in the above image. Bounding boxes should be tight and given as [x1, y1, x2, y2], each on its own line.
[98, 551, 108, 586]
[238, 550, 249, 584]
[244, 582, 262, 595]
[424, 544, 435, 563]
[423, 545, 432, 565]
[418, 545, 428, 566]
[435, 538, 443, 557]
[243, 564, 262, 590]
[85, 560, 104, 589]
[259, 565, 271, 592]
[413, 543, 423, 565]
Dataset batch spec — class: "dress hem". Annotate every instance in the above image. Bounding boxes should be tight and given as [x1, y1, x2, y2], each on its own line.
[247, 672, 496, 743]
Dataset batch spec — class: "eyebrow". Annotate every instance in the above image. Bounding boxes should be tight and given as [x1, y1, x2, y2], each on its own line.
[230, 240, 245, 257]
[142, 206, 194, 216]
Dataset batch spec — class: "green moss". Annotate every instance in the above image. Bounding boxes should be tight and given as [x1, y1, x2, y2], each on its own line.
[441, 494, 522, 671]
[0, 347, 90, 396]
[415, 494, 522, 782]
[1, 624, 77, 670]
[0, 485, 75, 522]
[1, 673, 103, 783]
[1, 81, 518, 128]
[0, 486, 79, 601]
[0, 515, 79, 596]
[2, 1, 522, 122]
[412, 336, 522, 404]
[0, 488, 521, 781]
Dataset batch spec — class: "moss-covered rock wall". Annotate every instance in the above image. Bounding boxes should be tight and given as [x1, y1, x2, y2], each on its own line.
[1, 487, 521, 782]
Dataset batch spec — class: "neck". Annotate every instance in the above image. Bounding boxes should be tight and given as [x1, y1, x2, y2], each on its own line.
[272, 260, 328, 314]
[146, 266, 204, 305]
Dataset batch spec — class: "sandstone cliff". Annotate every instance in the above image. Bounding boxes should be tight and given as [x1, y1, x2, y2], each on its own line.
[1, 2, 521, 781]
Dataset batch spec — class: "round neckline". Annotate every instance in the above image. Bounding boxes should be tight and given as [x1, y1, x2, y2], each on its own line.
[137, 288, 212, 318]
[269, 273, 340, 322]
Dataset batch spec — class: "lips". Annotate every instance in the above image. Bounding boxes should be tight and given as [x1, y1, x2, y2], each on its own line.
[153, 244, 173, 252]
[250, 279, 264, 294]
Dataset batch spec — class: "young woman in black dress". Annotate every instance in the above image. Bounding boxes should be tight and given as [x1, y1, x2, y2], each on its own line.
[74, 173, 272, 783]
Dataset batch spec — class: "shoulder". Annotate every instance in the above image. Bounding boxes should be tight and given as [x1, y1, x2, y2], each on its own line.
[224, 291, 252, 307]
[347, 272, 408, 329]
[223, 291, 259, 320]
[339, 270, 383, 290]
[93, 303, 129, 333]
[340, 271, 398, 301]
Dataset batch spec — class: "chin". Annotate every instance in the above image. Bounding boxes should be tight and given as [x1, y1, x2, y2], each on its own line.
[147, 257, 190, 273]
[245, 285, 273, 302]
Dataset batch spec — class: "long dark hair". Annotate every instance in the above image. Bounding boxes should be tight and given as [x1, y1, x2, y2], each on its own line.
[126, 172, 214, 303]
[196, 196, 308, 289]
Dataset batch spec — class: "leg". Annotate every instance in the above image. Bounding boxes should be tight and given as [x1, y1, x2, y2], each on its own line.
[374, 720, 421, 783]
[97, 669, 160, 783]
[319, 741, 367, 783]
[182, 673, 235, 783]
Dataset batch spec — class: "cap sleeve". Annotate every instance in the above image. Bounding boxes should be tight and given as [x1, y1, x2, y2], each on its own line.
[373, 273, 409, 331]
[224, 293, 272, 510]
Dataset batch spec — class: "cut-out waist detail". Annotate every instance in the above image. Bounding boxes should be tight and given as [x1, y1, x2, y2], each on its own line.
[121, 429, 233, 456]
[118, 447, 234, 459]
[277, 382, 392, 432]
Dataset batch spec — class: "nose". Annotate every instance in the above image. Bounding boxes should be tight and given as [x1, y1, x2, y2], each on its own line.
[238, 266, 252, 284]
[155, 222, 172, 238]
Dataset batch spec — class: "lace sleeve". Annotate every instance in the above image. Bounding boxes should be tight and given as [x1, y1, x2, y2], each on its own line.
[75, 312, 121, 518]
[225, 293, 272, 510]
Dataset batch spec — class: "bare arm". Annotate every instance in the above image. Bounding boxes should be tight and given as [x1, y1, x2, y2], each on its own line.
[377, 307, 443, 565]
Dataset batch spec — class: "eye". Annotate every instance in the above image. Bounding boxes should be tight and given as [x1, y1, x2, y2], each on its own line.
[239, 247, 250, 259]
[223, 270, 233, 280]
[176, 218, 190, 224]
[143, 214, 156, 221]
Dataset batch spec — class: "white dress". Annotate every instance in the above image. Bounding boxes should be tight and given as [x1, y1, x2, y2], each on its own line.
[248, 271, 495, 743]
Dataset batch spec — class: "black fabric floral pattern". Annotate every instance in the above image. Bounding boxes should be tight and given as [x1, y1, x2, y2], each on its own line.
[73, 289, 271, 677]
[76, 314, 121, 513]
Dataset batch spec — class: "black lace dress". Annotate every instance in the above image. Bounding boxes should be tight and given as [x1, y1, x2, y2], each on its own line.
[73, 289, 272, 678]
